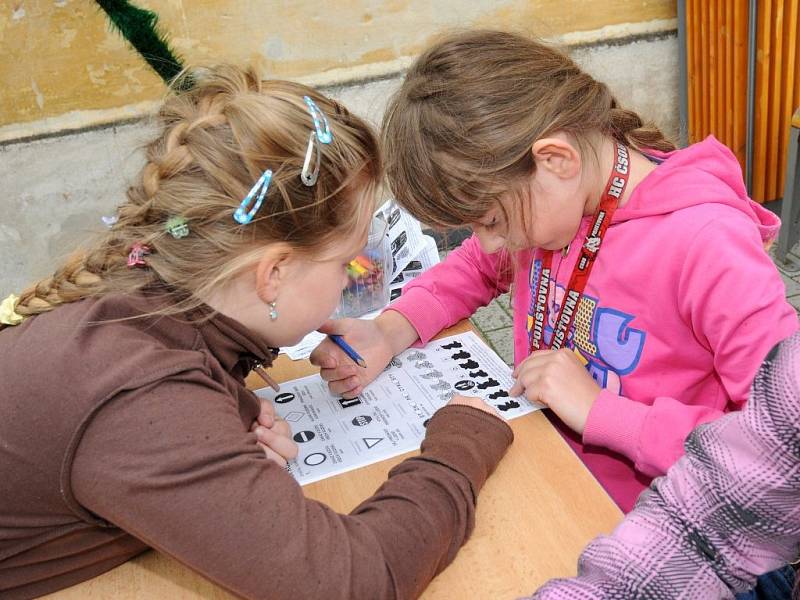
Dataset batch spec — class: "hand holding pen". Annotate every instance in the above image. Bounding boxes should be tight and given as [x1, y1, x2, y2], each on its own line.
[310, 318, 399, 398]
[329, 334, 367, 368]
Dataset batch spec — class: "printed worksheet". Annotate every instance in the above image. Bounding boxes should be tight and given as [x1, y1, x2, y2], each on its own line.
[257, 331, 543, 485]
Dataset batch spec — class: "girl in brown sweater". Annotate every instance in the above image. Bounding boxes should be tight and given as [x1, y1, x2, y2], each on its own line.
[0, 66, 512, 600]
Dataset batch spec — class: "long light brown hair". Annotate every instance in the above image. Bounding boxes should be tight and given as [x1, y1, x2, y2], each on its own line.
[382, 29, 675, 229]
[4, 65, 381, 327]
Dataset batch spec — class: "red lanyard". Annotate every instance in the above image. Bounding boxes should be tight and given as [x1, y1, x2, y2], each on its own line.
[528, 142, 630, 352]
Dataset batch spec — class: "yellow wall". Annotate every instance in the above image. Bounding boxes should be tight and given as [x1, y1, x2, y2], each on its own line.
[1, 0, 676, 138]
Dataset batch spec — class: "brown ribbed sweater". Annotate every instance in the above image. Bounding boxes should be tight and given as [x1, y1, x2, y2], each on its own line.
[0, 293, 513, 600]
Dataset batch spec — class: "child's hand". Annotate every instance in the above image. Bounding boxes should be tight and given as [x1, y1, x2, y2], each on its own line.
[509, 348, 600, 434]
[447, 394, 503, 419]
[311, 318, 396, 398]
[251, 398, 298, 467]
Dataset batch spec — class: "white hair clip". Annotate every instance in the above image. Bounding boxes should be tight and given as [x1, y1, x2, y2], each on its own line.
[300, 95, 333, 187]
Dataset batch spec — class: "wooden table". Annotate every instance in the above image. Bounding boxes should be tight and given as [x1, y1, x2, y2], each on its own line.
[44, 321, 622, 600]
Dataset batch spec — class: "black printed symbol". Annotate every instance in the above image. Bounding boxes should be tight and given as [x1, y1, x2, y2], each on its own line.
[440, 341, 463, 350]
[459, 359, 479, 370]
[391, 231, 407, 254]
[488, 390, 509, 400]
[477, 378, 500, 390]
[352, 415, 372, 426]
[388, 208, 401, 228]
[404, 260, 423, 271]
[304, 452, 327, 466]
[293, 430, 316, 443]
[496, 400, 521, 412]
[455, 380, 475, 391]
[363, 437, 383, 449]
[389, 357, 402, 368]
[422, 418, 431, 428]
[274, 392, 295, 404]
[338, 397, 362, 409]
[451, 350, 471, 361]
[390, 289, 402, 301]
[469, 369, 488, 378]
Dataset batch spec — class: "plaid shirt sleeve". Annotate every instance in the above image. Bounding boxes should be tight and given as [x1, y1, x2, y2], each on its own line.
[530, 331, 800, 600]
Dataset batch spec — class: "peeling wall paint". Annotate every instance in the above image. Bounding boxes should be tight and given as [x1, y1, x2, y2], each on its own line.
[1, 0, 676, 139]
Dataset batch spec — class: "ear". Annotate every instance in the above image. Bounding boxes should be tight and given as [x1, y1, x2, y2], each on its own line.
[531, 135, 582, 179]
[254, 243, 294, 304]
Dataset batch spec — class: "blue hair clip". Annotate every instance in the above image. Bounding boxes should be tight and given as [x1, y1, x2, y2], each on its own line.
[234, 169, 273, 225]
[303, 96, 333, 144]
[301, 96, 333, 187]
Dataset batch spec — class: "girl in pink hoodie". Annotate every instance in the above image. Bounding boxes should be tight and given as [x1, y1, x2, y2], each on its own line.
[311, 29, 797, 514]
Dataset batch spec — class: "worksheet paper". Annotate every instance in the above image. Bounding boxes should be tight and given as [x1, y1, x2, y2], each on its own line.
[257, 331, 543, 486]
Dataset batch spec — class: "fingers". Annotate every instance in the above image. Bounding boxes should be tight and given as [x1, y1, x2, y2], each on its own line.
[327, 374, 363, 396]
[310, 342, 338, 369]
[319, 364, 358, 383]
[510, 349, 564, 397]
[254, 424, 299, 460]
[257, 443, 288, 468]
[269, 418, 291, 438]
[447, 394, 502, 418]
[316, 319, 348, 335]
[256, 398, 275, 428]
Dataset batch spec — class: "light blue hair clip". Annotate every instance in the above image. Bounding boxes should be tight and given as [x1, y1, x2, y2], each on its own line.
[301, 95, 333, 187]
[303, 95, 332, 144]
[234, 169, 273, 225]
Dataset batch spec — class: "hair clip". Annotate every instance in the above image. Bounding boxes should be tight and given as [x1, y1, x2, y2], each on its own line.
[0, 294, 25, 326]
[234, 169, 272, 225]
[303, 96, 333, 144]
[301, 96, 333, 187]
[165, 216, 190, 239]
[101, 215, 118, 229]
[127, 242, 150, 268]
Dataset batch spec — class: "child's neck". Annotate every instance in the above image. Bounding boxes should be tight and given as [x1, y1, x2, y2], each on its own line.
[583, 137, 657, 216]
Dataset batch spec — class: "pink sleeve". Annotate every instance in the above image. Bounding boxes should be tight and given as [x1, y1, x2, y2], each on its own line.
[387, 235, 513, 344]
[584, 214, 798, 477]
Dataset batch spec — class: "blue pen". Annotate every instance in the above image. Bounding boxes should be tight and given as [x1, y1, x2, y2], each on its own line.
[330, 334, 367, 368]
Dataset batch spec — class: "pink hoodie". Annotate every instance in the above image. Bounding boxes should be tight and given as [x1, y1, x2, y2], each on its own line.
[389, 137, 798, 512]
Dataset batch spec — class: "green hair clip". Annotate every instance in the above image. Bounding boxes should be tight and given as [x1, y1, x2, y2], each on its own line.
[166, 216, 190, 239]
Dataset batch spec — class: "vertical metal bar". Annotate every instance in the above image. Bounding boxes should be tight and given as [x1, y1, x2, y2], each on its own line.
[745, 0, 758, 193]
[678, 0, 690, 147]
[777, 122, 800, 261]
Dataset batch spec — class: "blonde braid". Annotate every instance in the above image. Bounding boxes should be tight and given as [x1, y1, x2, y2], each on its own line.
[13, 90, 211, 321]
[7, 65, 381, 327]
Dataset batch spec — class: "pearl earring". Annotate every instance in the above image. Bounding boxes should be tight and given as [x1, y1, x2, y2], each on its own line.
[268, 301, 278, 321]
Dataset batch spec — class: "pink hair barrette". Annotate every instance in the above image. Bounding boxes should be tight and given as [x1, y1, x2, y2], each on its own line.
[127, 242, 151, 268]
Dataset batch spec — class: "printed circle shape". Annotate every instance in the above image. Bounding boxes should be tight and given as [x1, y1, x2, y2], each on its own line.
[293, 430, 316, 443]
[352, 415, 373, 427]
[303, 452, 327, 466]
[454, 380, 475, 391]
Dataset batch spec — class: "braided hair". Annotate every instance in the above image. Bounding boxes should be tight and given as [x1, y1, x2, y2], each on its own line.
[5, 65, 381, 327]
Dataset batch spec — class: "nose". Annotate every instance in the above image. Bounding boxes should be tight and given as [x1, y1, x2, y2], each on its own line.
[473, 226, 505, 254]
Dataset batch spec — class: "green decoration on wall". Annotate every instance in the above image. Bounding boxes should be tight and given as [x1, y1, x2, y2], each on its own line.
[95, 0, 191, 88]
